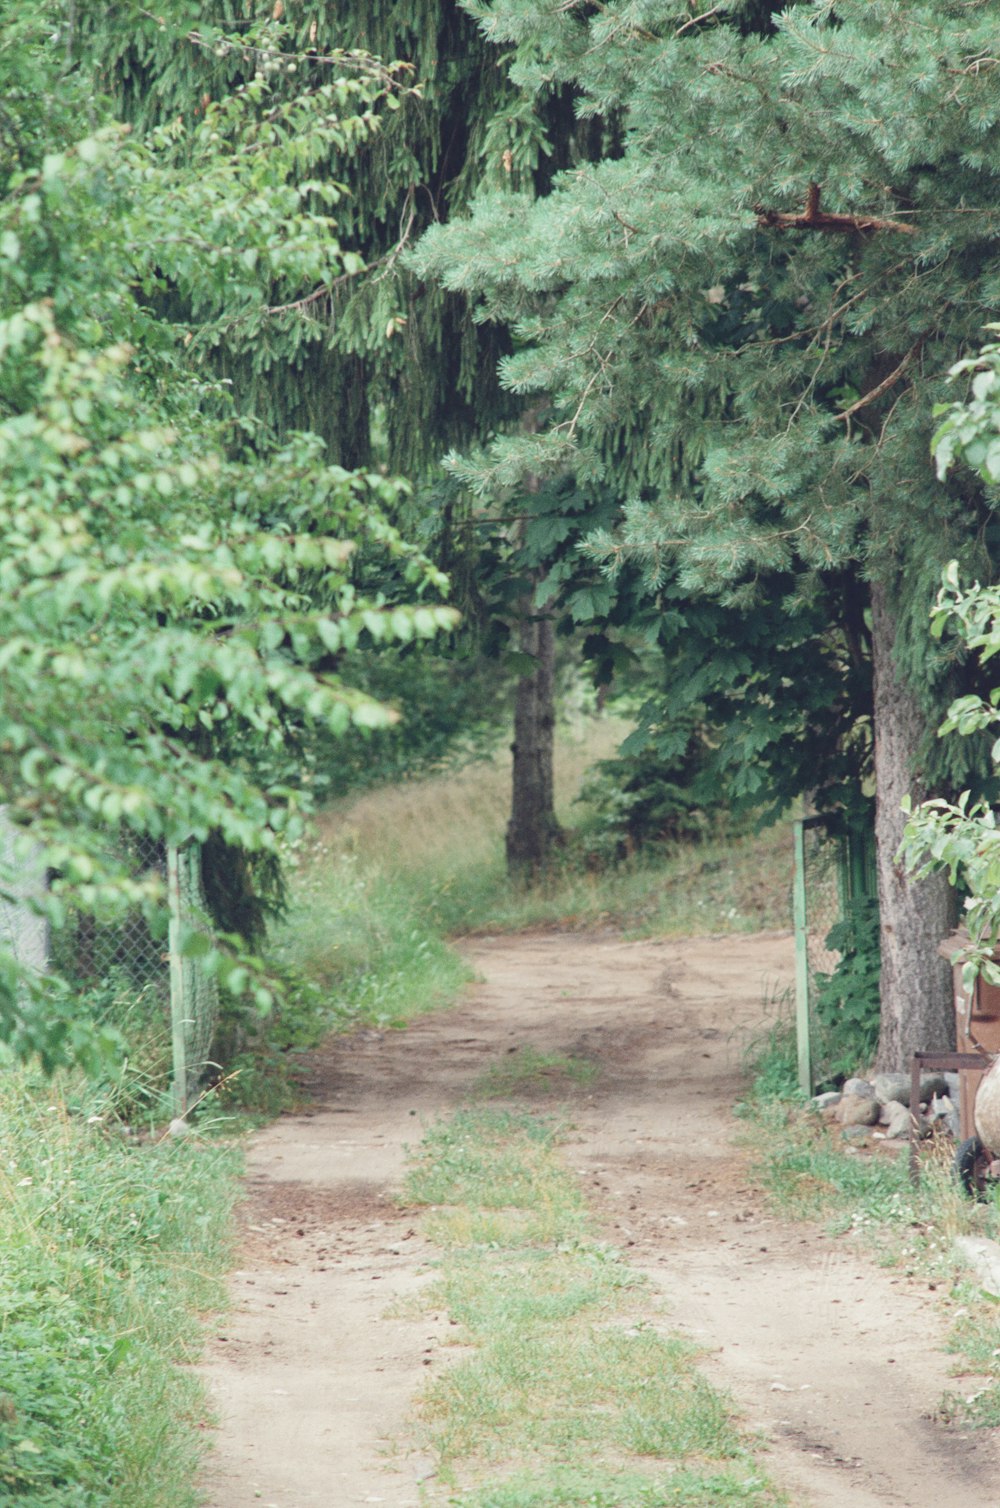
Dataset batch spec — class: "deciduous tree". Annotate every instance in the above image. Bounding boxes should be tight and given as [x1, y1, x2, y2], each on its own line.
[0, 9, 457, 1069]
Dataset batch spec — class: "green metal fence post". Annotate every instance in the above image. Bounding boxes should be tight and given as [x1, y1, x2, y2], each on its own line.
[792, 819, 813, 1096]
[167, 843, 188, 1119]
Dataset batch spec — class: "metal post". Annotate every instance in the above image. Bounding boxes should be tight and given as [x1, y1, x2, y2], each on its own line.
[792, 819, 812, 1096]
[167, 843, 188, 1119]
[909, 1054, 923, 1186]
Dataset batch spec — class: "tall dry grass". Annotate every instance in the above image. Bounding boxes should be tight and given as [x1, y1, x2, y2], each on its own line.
[310, 713, 631, 876]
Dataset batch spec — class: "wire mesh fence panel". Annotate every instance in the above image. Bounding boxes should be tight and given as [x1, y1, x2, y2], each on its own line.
[50, 834, 218, 1104]
[793, 816, 841, 1093]
[47, 834, 168, 995]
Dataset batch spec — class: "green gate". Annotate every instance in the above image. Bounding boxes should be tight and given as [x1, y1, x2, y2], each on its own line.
[793, 813, 877, 1094]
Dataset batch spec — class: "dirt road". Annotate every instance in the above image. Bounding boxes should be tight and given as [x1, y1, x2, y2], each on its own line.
[197, 930, 1000, 1507]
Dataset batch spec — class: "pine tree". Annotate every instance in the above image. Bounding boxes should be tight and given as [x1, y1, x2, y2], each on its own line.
[412, 0, 1000, 1068]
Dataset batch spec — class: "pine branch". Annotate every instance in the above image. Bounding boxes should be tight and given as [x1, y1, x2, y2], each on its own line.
[755, 183, 915, 237]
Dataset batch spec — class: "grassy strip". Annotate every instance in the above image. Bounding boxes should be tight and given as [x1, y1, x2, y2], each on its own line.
[0, 1072, 240, 1506]
[472, 1048, 599, 1100]
[403, 1103, 785, 1507]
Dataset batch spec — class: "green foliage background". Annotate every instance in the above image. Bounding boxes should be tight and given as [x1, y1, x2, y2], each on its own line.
[0, 4, 461, 1070]
[412, 0, 1000, 812]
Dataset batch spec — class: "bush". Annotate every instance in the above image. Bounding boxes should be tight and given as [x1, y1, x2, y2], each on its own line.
[574, 731, 719, 865]
[811, 896, 881, 1088]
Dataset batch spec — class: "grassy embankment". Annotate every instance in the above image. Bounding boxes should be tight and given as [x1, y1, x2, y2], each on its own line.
[0, 1075, 239, 1506]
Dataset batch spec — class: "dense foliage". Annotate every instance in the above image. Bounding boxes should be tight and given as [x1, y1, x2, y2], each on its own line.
[0, 8, 458, 1070]
[412, 0, 1000, 1064]
[75, 0, 524, 473]
[899, 335, 1000, 988]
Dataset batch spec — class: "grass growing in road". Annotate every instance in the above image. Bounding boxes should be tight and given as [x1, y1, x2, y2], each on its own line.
[0, 1070, 240, 1507]
[471, 1047, 599, 1100]
[452, 1470, 783, 1506]
[403, 1104, 785, 1506]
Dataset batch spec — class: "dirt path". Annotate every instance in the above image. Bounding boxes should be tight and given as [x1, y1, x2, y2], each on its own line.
[197, 930, 1000, 1508]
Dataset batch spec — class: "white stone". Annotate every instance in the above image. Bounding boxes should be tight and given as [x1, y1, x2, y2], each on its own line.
[954, 1236, 1000, 1300]
[843, 1076, 876, 1099]
[883, 1101, 919, 1140]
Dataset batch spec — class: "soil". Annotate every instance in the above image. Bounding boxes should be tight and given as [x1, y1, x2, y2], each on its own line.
[197, 930, 1000, 1508]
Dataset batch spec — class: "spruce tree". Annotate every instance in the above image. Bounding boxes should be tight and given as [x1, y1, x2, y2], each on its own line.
[73, 0, 527, 471]
[412, 0, 1000, 1067]
[76, 0, 612, 876]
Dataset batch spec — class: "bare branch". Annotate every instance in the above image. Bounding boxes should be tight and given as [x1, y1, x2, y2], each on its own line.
[836, 342, 923, 421]
[755, 183, 915, 237]
[675, 5, 725, 38]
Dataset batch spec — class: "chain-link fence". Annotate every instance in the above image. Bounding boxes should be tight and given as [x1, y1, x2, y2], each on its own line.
[49, 835, 219, 1111]
[793, 813, 878, 1093]
[61, 832, 167, 986]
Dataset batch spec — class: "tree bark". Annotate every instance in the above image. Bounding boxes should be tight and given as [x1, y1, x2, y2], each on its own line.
[871, 582, 955, 1071]
[506, 605, 562, 878]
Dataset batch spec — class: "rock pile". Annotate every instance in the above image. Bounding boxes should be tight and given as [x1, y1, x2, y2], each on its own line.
[812, 1071, 962, 1144]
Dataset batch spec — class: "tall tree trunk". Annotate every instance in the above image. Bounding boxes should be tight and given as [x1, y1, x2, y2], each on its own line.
[506, 603, 562, 878]
[871, 582, 955, 1071]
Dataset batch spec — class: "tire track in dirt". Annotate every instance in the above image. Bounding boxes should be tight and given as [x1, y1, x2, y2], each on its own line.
[197, 930, 1000, 1508]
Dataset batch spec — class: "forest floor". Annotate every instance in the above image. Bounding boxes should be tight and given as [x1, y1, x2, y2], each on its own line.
[196, 929, 1000, 1508]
